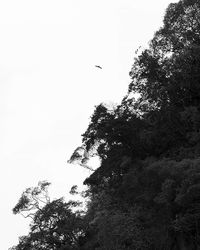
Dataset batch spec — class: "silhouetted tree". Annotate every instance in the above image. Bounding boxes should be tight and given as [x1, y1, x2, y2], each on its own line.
[11, 182, 84, 250]
[11, 0, 200, 249]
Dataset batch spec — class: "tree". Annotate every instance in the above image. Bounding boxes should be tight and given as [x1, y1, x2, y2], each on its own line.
[69, 0, 200, 249]
[11, 181, 85, 250]
[117, 158, 200, 249]
[12, 0, 200, 249]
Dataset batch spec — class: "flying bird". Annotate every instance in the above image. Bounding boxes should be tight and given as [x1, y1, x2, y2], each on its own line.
[95, 65, 102, 69]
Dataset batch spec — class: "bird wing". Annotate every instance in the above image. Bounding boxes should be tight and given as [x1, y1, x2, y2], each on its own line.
[95, 65, 102, 69]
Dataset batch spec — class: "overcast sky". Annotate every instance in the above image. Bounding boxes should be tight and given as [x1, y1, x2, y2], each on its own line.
[0, 0, 178, 248]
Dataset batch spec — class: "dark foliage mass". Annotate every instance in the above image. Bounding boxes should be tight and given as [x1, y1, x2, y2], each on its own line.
[11, 0, 200, 249]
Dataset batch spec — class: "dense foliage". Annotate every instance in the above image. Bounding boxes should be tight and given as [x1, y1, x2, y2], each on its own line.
[11, 0, 200, 249]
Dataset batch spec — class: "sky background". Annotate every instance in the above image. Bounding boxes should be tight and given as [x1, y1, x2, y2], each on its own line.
[0, 0, 178, 248]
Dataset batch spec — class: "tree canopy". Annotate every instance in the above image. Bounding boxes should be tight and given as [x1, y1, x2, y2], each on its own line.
[11, 0, 200, 249]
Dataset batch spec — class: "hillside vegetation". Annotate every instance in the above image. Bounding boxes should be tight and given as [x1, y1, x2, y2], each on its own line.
[10, 0, 200, 249]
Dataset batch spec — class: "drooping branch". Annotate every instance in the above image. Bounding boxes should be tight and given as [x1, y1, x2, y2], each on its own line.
[13, 181, 51, 218]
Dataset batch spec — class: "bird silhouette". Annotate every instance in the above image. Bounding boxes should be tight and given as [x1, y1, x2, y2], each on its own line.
[95, 65, 102, 69]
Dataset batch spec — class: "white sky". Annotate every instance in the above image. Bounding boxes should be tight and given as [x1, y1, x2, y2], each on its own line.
[0, 0, 178, 248]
